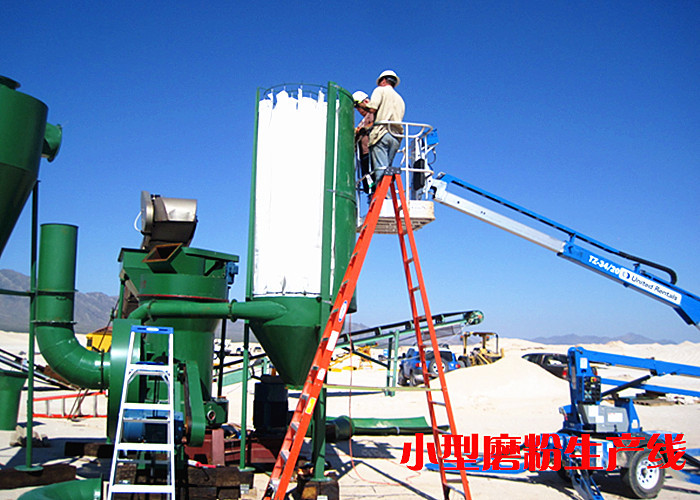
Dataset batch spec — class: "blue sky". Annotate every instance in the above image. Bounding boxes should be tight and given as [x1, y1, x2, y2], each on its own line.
[2, 1, 698, 341]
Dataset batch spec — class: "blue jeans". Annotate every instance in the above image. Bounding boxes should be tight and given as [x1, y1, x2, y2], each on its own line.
[370, 133, 401, 182]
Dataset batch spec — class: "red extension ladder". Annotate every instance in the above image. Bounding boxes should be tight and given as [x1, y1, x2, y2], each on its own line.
[262, 169, 472, 500]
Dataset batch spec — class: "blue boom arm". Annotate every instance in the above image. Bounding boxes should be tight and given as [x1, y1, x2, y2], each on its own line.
[428, 172, 700, 328]
[569, 346, 700, 400]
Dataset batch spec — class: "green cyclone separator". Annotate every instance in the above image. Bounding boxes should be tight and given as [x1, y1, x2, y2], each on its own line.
[35, 224, 108, 389]
[0, 77, 62, 257]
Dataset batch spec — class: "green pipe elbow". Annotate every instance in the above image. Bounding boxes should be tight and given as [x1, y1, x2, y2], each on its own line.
[35, 224, 108, 390]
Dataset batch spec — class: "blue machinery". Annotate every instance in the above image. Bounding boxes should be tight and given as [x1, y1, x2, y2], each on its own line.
[554, 347, 700, 499]
[426, 347, 700, 498]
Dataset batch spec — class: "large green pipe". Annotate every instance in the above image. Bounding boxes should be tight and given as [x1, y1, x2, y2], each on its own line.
[128, 298, 287, 322]
[35, 224, 108, 389]
[0, 77, 61, 257]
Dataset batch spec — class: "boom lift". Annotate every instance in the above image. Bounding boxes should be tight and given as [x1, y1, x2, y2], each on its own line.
[552, 347, 700, 499]
[427, 172, 700, 328]
[363, 121, 700, 328]
[356, 122, 700, 499]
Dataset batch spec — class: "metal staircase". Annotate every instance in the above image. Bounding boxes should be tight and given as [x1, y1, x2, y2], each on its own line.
[263, 168, 472, 500]
[107, 325, 176, 499]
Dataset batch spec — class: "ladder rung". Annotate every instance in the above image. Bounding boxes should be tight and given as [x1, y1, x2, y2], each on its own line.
[122, 416, 169, 423]
[110, 484, 174, 494]
[123, 402, 172, 411]
[127, 368, 172, 378]
[430, 400, 446, 407]
[128, 362, 171, 371]
[280, 450, 289, 463]
[116, 443, 173, 453]
[116, 457, 171, 465]
[290, 422, 299, 432]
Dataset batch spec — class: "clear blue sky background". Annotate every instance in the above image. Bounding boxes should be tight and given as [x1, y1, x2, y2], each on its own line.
[2, 1, 698, 342]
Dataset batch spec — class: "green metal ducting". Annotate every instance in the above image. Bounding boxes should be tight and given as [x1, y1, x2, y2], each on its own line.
[35, 224, 108, 389]
[325, 416, 445, 441]
[0, 76, 61, 258]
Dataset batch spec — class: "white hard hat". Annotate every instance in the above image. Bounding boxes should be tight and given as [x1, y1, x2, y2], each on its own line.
[377, 69, 400, 86]
[352, 90, 368, 103]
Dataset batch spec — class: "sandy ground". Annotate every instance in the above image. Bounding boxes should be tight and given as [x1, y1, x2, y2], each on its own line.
[0, 331, 699, 499]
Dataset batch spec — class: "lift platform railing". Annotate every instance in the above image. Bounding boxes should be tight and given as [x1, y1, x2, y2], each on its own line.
[357, 120, 437, 202]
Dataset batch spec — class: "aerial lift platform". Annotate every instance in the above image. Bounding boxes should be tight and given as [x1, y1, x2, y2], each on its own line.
[357, 120, 700, 328]
[353, 120, 700, 500]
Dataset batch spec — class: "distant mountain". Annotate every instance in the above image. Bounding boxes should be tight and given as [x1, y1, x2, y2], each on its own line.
[0, 269, 117, 334]
[530, 333, 676, 345]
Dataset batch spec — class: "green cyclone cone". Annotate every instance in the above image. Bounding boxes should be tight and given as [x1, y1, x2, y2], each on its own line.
[248, 297, 324, 387]
[0, 78, 48, 257]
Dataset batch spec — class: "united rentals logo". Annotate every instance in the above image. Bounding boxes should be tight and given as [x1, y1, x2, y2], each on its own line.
[619, 269, 682, 305]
